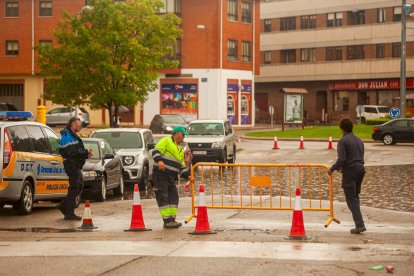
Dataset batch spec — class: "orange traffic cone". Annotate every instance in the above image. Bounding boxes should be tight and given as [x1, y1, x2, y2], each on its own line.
[79, 200, 97, 230]
[299, 135, 305, 149]
[328, 136, 333, 150]
[285, 188, 308, 240]
[272, 136, 279, 150]
[189, 185, 216, 235]
[125, 184, 151, 232]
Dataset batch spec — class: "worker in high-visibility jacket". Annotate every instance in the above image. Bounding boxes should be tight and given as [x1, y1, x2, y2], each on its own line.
[151, 126, 190, 228]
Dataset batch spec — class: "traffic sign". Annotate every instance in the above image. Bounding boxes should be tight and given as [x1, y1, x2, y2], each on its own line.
[389, 107, 401, 119]
[268, 105, 274, 115]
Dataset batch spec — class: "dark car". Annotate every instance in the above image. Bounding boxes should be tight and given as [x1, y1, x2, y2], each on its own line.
[82, 138, 124, 201]
[372, 118, 414, 145]
[0, 103, 18, 111]
[149, 114, 187, 134]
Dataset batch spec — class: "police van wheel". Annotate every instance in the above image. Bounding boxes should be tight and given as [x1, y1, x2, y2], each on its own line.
[13, 181, 33, 215]
[96, 176, 107, 202]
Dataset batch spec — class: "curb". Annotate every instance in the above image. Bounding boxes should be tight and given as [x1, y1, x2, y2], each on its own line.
[240, 135, 378, 143]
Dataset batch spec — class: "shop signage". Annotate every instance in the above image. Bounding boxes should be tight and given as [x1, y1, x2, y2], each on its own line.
[329, 80, 414, 90]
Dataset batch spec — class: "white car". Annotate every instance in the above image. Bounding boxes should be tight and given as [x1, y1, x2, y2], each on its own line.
[185, 119, 236, 164]
[356, 105, 390, 123]
[90, 128, 154, 190]
[46, 107, 90, 127]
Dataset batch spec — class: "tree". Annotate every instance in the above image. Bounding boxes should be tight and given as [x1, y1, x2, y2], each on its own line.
[38, 0, 182, 127]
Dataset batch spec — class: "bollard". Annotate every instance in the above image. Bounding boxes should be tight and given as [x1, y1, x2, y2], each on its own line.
[37, 105, 47, 125]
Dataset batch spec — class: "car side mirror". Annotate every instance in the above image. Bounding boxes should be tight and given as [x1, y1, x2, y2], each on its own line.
[104, 153, 115, 159]
[147, 142, 156, 150]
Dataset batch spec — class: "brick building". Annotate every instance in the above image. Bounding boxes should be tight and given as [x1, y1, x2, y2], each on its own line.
[0, 0, 260, 127]
[256, 0, 414, 124]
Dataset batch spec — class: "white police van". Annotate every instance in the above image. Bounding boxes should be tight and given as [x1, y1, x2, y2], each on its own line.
[0, 111, 72, 215]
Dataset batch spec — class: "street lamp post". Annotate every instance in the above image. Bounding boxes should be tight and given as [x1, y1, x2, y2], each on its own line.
[400, 0, 411, 118]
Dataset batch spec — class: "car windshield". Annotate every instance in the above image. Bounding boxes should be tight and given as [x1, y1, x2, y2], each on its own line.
[377, 107, 390, 113]
[92, 132, 143, 150]
[83, 141, 101, 160]
[188, 123, 224, 136]
[162, 115, 186, 124]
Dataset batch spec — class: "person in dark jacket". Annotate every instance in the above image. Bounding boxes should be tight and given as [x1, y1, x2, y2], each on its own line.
[328, 118, 366, 234]
[58, 117, 92, 220]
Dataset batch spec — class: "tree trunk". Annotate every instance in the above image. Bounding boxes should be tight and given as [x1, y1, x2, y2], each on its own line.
[107, 102, 114, 128]
[113, 105, 119, 128]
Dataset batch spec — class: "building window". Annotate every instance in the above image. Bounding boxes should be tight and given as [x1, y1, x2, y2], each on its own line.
[392, 43, 401, 57]
[242, 2, 252, 23]
[348, 10, 365, 25]
[393, 7, 402, 22]
[301, 15, 316, 29]
[280, 17, 296, 31]
[5, 41, 19, 56]
[378, 8, 386, 23]
[327, 12, 343, 27]
[376, 44, 385, 58]
[264, 19, 272, 32]
[39, 1, 52, 16]
[280, 49, 296, 63]
[326, 47, 342, 61]
[5, 1, 19, 17]
[227, 40, 238, 61]
[300, 48, 315, 62]
[242, 41, 252, 62]
[334, 91, 350, 112]
[347, 45, 364, 60]
[264, 51, 272, 64]
[228, 0, 238, 21]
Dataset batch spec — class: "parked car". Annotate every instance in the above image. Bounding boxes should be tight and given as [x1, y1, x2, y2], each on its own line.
[149, 114, 187, 134]
[0, 111, 77, 215]
[90, 129, 154, 191]
[46, 107, 90, 127]
[356, 105, 390, 123]
[372, 118, 414, 145]
[82, 138, 124, 201]
[0, 103, 18, 112]
[185, 119, 236, 164]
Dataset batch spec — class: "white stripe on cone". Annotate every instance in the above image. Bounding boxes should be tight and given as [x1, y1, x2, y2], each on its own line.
[83, 207, 92, 219]
[199, 190, 206, 207]
[133, 191, 141, 205]
[294, 194, 302, 211]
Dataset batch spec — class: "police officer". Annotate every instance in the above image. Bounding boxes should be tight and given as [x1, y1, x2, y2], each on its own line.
[328, 118, 366, 234]
[58, 117, 92, 220]
[151, 126, 190, 228]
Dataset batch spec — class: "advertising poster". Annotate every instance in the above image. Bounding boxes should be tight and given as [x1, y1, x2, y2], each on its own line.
[284, 94, 303, 123]
[241, 84, 252, 125]
[161, 83, 198, 121]
[227, 83, 239, 125]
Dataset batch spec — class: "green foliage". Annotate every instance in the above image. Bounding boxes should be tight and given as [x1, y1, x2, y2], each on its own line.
[365, 118, 391, 125]
[38, 0, 182, 126]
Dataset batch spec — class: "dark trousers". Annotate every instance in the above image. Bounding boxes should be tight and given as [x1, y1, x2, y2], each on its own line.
[61, 167, 83, 216]
[342, 166, 365, 228]
[153, 172, 179, 223]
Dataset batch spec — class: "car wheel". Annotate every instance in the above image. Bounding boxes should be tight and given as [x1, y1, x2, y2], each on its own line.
[383, 134, 394, 145]
[139, 165, 149, 191]
[13, 180, 34, 215]
[95, 176, 107, 202]
[361, 117, 366, 124]
[228, 146, 236, 164]
[113, 174, 124, 196]
[219, 149, 227, 164]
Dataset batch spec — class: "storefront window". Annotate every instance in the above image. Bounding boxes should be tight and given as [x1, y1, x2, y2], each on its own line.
[334, 91, 350, 112]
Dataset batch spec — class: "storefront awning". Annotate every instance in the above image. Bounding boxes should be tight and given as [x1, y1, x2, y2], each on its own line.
[393, 93, 414, 100]
[281, 88, 308, 94]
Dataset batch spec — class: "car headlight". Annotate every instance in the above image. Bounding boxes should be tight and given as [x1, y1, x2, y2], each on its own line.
[165, 126, 173, 132]
[123, 156, 135, 166]
[211, 141, 223, 148]
[83, 171, 97, 177]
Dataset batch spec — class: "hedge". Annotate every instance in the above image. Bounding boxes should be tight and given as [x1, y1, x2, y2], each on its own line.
[365, 118, 391, 125]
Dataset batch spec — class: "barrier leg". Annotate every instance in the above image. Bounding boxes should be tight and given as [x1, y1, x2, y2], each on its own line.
[185, 214, 195, 224]
[324, 216, 340, 228]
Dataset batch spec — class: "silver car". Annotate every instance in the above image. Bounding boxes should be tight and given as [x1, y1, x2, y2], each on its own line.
[90, 128, 154, 191]
[46, 107, 90, 127]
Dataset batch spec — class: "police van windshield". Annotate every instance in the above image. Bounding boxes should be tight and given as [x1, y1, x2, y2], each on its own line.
[188, 123, 224, 136]
[92, 132, 143, 150]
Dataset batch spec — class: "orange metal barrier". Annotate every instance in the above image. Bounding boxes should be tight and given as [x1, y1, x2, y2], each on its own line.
[185, 163, 340, 227]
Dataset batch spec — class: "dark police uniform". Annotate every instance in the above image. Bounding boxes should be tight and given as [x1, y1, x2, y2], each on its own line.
[330, 132, 365, 229]
[59, 128, 88, 218]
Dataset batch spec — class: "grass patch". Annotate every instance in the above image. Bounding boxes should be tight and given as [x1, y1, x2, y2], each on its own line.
[246, 125, 374, 140]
